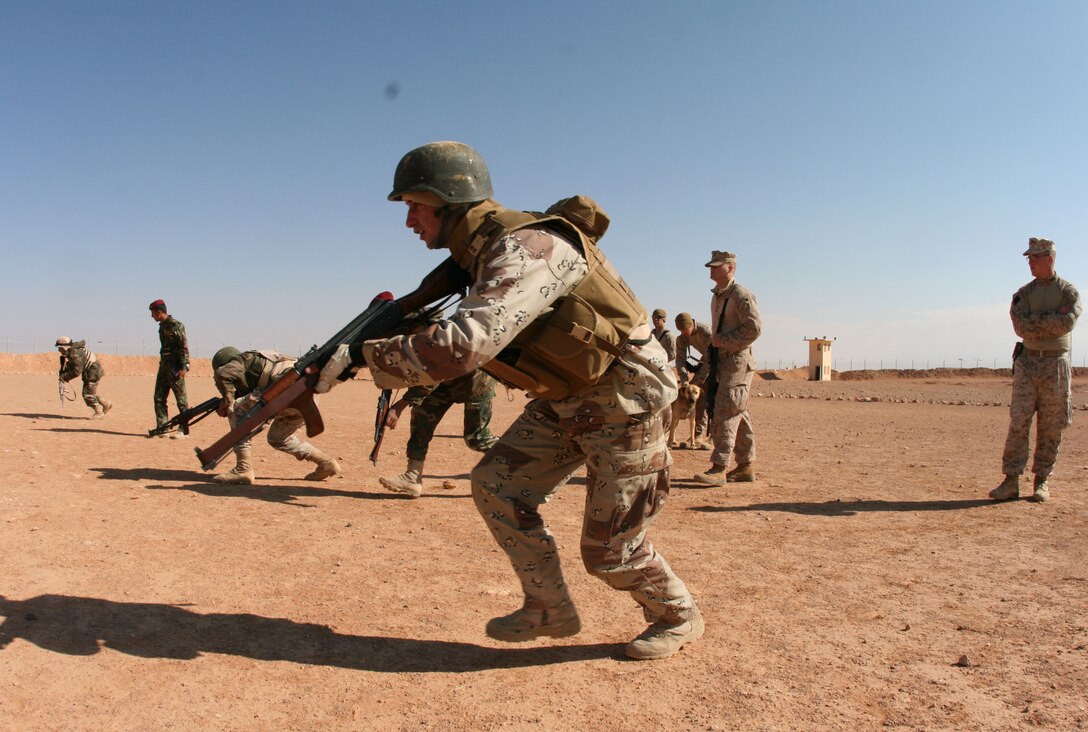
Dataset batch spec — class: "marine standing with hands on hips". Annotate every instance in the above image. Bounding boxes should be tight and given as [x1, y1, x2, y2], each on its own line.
[316, 141, 703, 660]
[990, 237, 1081, 503]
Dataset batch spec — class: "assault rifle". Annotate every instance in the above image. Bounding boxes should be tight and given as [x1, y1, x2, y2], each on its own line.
[147, 396, 221, 438]
[194, 257, 470, 471]
[369, 388, 393, 465]
[57, 353, 72, 406]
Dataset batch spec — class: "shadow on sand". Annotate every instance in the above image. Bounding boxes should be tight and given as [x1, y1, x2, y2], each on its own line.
[89, 467, 469, 505]
[691, 497, 998, 517]
[0, 593, 619, 670]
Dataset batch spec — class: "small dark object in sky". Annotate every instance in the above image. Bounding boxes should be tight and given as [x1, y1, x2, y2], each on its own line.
[384, 82, 400, 101]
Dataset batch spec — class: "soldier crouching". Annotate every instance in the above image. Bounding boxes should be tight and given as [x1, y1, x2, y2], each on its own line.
[211, 347, 341, 485]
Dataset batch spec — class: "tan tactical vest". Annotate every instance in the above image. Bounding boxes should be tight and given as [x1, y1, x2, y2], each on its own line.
[445, 198, 647, 400]
[242, 350, 296, 392]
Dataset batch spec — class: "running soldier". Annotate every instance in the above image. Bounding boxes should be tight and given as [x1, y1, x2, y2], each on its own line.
[210, 347, 341, 485]
[317, 141, 702, 660]
[990, 237, 1081, 503]
[56, 337, 112, 418]
[674, 312, 713, 449]
[379, 370, 499, 498]
[694, 251, 762, 485]
[149, 299, 189, 437]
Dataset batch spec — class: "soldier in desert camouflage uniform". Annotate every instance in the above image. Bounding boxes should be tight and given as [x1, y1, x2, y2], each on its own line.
[379, 369, 498, 498]
[990, 238, 1081, 503]
[674, 312, 712, 449]
[651, 309, 677, 365]
[317, 141, 702, 660]
[149, 299, 189, 436]
[695, 251, 762, 486]
[209, 347, 341, 485]
[56, 337, 112, 418]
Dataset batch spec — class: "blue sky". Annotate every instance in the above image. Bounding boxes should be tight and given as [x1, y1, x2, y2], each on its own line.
[2, 0, 1085, 369]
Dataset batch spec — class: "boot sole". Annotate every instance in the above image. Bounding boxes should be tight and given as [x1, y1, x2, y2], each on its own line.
[485, 616, 582, 642]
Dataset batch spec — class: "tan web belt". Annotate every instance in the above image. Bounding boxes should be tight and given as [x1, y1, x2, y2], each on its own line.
[1022, 347, 1067, 358]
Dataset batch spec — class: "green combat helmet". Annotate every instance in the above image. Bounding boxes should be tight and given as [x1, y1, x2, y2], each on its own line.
[388, 141, 493, 204]
[212, 346, 242, 371]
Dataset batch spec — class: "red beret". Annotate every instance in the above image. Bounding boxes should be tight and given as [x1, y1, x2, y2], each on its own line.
[149, 299, 166, 311]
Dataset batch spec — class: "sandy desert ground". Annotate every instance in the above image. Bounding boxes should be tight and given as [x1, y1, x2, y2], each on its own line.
[1, 354, 1086, 731]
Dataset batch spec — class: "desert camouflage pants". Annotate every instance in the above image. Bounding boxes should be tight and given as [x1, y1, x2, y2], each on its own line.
[407, 396, 497, 462]
[471, 400, 696, 624]
[153, 361, 188, 428]
[1002, 353, 1073, 478]
[81, 361, 105, 408]
[228, 398, 314, 460]
[709, 366, 756, 468]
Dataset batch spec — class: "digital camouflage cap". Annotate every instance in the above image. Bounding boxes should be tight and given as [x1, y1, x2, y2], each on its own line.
[1023, 237, 1055, 256]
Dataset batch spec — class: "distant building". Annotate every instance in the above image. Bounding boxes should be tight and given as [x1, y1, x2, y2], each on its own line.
[804, 337, 834, 381]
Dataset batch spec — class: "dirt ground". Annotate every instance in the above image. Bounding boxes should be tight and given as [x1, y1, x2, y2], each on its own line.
[1, 354, 1086, 731]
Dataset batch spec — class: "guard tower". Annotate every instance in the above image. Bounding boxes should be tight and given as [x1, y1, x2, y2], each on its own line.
[804, 337, 835, 381]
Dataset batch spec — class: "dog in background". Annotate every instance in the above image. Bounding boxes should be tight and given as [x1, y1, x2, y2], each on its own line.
[669, 382, 703, 449]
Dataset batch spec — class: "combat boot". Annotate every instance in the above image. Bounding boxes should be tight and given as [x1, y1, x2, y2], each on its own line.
[625, 606, 705, 660]
[694, 464, 727, 486]
[91, 403, 105, 419]
[727, 462, 755, 482]
[988, 475, 1019, 501]
[485, 599, 581, 642]
[99, 398, 113, 415]
[213, 447, 255, 485]
[303, 448, 341, 481]
[1030, 476, 1050, 503]
[379, 459, 424, 498]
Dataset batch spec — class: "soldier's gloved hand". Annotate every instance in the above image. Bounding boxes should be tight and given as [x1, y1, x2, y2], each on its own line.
[315, 344, 352, 394]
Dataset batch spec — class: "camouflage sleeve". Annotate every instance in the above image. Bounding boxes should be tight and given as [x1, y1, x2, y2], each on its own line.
[675, 335, 687, 372]
[362, 229, 587, 389]
[58, 349, 83, 381]
[719, 289, 762, 353]
[696, 324, 713, 367]
[174, 320, 190, 369]
[1011, 281, 1082, 340]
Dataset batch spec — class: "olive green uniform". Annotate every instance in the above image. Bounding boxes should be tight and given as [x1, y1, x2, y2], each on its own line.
[401, 370, 498, 462]
[154, 315, 189, 428]
[59, 340, 105, 412]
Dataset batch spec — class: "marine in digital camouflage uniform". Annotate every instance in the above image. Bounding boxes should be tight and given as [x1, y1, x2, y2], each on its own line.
[56, 337, 112, 418]
[149, 299, 189, 434]
[317, 141, 702, 660]
[674, 312, 712, 446]
[991, 238, 1081, 503]
[379, 369, 498, 498]
[651, 308, 677, 364]
[695, 250, 762, 486]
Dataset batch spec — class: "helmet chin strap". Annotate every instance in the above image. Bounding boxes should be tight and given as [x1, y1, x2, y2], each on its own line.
[428, 204, 470, 250]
